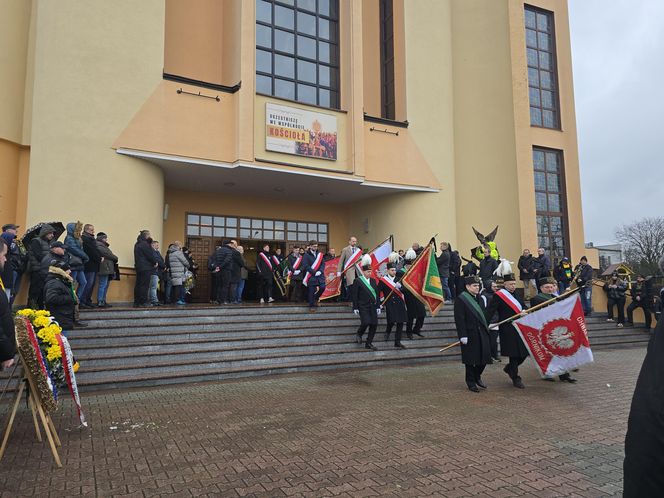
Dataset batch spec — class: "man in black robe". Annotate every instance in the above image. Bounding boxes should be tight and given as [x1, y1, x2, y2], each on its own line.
[485, 274, 528, 388]
[454, 275, 491, 392]
[623, 256, 664, 496]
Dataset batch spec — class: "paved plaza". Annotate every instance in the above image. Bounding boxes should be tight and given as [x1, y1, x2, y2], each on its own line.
[0, 347, 645, 497]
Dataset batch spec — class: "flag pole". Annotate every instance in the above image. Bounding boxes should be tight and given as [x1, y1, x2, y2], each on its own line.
[385, 237, 436, 306]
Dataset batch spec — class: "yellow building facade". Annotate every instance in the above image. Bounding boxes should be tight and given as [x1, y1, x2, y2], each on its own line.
[1, 0, 584, 302]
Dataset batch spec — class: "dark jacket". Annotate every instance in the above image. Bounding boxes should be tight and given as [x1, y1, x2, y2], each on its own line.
[134, 234, 157, 272]
[479, 257, 498, 281]
[454, 292, 491, 366]
[230, 248, 245, 283]
[630, 280, 653, 305]
[436, 249, 451, 278]
[462, 261, 478, 277]
[517, 254, 535, 281]
[450, 251, 461, 277]
[214, 245, 235, 271]
[0, 288, 16, 362]
[533, 254, 551, 278]
[43, 268, 77, 330]
[398, 267, 426, 319]
[288, 253, 305, 282]
[574, 263, 593, 287]
[603, 279, 627, 301]
[302, 249, 325, 286]
[63, 222, 89, 272]
[1, 232, 16, 288]
[378, 276, 407, 324]
[82, 232, 102, 272]
[555, 259, 574, 283]
[97, 239, 119, 276]
[485, 290, 529, 358]
[28, 224, 55, 273]
[152, 250, 166, 277]
[256, 250, 275, 280]
[40, 251, 69, 279]
[352, 276, 379, 326]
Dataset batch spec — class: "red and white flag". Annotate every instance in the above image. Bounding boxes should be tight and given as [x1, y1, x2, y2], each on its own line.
[513, 294, 593, 377]
[369, 236, 393, 280]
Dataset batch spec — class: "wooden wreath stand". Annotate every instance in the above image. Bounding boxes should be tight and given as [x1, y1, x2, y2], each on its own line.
[0, 354, 62, 467]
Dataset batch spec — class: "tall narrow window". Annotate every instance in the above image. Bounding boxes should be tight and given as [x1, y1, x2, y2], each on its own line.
[379, 0, 395, 120]
[256, 0, 340, 109]
[533, 147, 569, 263]
[525, 6, 560, 129]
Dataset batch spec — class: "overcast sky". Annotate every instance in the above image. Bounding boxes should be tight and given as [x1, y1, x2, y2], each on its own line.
[568, 0, 664, 245]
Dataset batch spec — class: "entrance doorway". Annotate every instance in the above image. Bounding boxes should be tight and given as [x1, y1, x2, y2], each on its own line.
[183, 212, 329, 303]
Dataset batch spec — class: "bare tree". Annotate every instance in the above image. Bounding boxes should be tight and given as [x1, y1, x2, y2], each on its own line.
[615, 217, 664, 276]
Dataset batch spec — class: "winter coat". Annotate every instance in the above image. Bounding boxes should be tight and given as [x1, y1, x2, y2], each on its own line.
[378, 277, 407, 324]
[436, 249, 451, 278]
[630, 281, 653, 304]
[134, 234, 157, 272]
[28, 224, 55, 273]
[533, 254, 551, 278]
[230, 249, 245, 283]
[239, 256, 248, 280]
[96, 239, 118, 276]
[214, 245, 235, 271]
[479, 257, 498, 281]
[454, 292, 491, 366]
[352, 276, 379, 326]
[82, 232, 102, 272]
[302, 250, 325, 287]
[1, 232, 16, 288]
[450, 251, 461, 277]
[152, 250, 166, 277]
[43, 267, 77, 330]
[555, 260, 574, 283]
[603, 280, 627, 301]
[0, 289, 16, 362]
[574, 263, 593, 287]
[484, 290, 529, 358]
[167, 247, 190, 286]
[517, 255, 535, 281]
[63, 223, 89, 272]
[40, 252, 70, 279]
[462, 261, 478, 277]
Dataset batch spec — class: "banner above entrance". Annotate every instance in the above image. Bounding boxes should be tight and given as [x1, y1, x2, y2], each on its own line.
[266, 103, 337, 161]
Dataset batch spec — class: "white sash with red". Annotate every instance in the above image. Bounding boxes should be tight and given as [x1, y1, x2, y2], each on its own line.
[271, 255, 281, 267]
[343, 247, 362, 272]
[495, 289, 523, 314]
[380, 276, 405, 302]
[259, 252, 273, 271]
[288, 255, 302, 277]
[303, 252, 323, 286]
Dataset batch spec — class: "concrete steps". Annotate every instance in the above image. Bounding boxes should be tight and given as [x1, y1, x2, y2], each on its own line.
[2, 303, 650, 392]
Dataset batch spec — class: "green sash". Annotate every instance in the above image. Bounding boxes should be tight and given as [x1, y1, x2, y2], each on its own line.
[357, 274, 377, 301]
[459, 291, 488, 329]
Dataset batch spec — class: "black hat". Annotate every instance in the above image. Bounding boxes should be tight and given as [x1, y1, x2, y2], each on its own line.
[2, 223, 19, 231]
[465, 275, 481, 286]
[50, 260, 70, 272]
[386, 262, 396, 270]
[502, 274, 516, 283]
[50, 241, 66, 249]
[538, 276, 556, 286]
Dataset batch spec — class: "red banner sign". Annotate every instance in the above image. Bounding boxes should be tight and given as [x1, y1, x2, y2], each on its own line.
[320, 257, 342, 301]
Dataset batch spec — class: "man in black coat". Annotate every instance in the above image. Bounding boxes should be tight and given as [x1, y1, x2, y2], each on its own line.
[256, 243, 275, 304]
[134, 230, 157, 307]
[28, 223, 55, 308]
[623, 257, 664, 497]
[40, 241, 69, 279]
[626, 274, 653, 329]
[288, 246, 305, 302]
[79, 223, 102, 307]
[43, 261, 77, 332]
[378, 259, 407, 349]
[518, 249, 536, 300]
[401, 249, 426, 339]
[603, 272, 627, 326]
[0, 238, 17, 370]
[573, 256, 594, 316]
[533, 247, 551, 291]
[485, 274, 529, 388]
[302, 241, 325, 310]
[352, 256, 381, 350]
[479, 247, 499, 290]
[455, 275, 491, 392]
[480, 279, 501, 363]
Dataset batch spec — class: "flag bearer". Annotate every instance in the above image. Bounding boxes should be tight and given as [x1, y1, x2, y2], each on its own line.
[400, 249, 426, 339]
[484, 274, 529, 388]
[378, 253, 407, 349]
[531, 277, 577, 383]
[302, 240, 326, 311]
[353, 255, 381, 350]
[455, 275, 492, 393]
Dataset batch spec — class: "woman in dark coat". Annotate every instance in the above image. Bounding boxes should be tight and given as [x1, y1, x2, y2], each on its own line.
[352, 256, 380, 350]
[43, 261, 77, 333]
[454, 276, 491, 392]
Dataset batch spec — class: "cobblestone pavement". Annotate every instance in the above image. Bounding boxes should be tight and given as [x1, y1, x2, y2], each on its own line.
[0, 348, 645, 497]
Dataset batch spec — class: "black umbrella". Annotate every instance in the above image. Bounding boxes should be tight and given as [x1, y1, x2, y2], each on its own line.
[21, 221, 66, 247]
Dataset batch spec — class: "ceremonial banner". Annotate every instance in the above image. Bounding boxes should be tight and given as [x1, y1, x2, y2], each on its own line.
[320, 257, 342, 300]
[369, 236, 393, 280]
[401, 244, 445, 316]
[513, 294, 593, 377]
[266, 103, 338, 160]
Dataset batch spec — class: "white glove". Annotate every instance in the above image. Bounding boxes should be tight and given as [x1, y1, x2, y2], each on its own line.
[395, 283, 402, 289]
[315, 271, 322, 277]
[353, 309, 359, 315]
[336, 272, 341, 277]
[293, 270, 301, 275]
[460, 337, 468, 345]
[376, 308, 381, 315]
[489, 324, 499, 331]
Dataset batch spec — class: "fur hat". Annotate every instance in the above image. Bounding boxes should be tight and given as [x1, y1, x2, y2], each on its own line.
[405, 248, 417, 261]
[360, 254, 372, 271]
[465, 275, 481, 286]
[388, 251, 399, 264]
